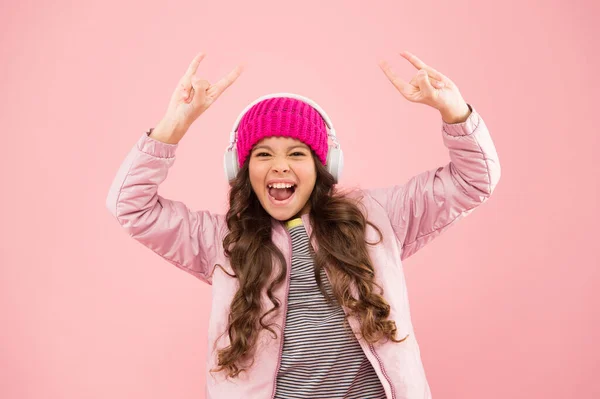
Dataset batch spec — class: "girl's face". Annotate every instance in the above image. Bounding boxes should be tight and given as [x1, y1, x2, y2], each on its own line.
[248, 136, 317, 222]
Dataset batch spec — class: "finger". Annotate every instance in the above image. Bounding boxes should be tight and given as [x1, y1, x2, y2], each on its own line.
[207, 63, 244, 99]
[380, 59, 444, 93]
[181, 78, 204, 102]
[185, 52, 207, 79]
[378, 60, 412, 93]
[416, 69, 435, 97]
[190, 78, 210, 105]
[178, 52, 207, 92]
[432, 79, 445, 89]
[400, 51, 448, 82]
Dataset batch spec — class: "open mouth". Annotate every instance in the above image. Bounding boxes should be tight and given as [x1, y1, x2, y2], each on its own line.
[267, 183, 297, 205]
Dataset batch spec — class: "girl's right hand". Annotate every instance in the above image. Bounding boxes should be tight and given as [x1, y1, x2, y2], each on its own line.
[152, 52, 244, 144]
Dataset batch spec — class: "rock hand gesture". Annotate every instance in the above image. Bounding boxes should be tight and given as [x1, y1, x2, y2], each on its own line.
[378, 51, 471, 124]
[152, 52, 244, 144]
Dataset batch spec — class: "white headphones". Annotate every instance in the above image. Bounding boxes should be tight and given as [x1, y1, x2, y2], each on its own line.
[223, 92, 344, 184]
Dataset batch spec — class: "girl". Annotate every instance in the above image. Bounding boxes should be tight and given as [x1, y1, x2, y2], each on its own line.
[106, 51, 500, 399]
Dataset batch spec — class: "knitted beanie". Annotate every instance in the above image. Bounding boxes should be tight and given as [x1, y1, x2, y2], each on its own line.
[236, 97, 328, 167]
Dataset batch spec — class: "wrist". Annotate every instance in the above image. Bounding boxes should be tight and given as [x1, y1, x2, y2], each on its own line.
[150, 119, 187, 144]
[440, 102, 471, 124]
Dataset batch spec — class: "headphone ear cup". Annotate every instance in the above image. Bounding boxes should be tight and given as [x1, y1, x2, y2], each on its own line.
[223, 149, 239, 184]
[326, 147, 344, 183]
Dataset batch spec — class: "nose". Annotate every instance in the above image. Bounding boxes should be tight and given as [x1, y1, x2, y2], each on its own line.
[272, 157, 290, 173]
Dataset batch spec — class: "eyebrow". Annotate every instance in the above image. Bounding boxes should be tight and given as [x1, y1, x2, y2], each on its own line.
[252, 145, 309, 152]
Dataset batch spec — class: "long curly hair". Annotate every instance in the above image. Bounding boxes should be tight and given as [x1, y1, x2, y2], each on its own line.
[209, 150, 408, 379]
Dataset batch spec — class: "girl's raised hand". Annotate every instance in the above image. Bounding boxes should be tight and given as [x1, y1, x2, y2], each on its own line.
[154, 52, 244, 143]
[378, 51, 470, 124]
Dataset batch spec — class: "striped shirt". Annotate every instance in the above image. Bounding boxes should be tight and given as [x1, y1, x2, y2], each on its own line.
[274, 218, 386, 399]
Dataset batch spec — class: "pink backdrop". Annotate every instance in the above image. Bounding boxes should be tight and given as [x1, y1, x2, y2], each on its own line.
[1, 0, 598, 398]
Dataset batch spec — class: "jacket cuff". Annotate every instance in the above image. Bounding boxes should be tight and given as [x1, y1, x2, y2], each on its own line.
[135, 129, 178, 158]
[442, 103, 481, 137]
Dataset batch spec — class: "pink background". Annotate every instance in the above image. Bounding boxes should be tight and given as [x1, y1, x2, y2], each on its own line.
[1, 0, 598, 398]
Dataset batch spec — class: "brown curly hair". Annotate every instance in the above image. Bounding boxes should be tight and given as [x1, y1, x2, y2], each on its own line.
[210, 151, 408, 379]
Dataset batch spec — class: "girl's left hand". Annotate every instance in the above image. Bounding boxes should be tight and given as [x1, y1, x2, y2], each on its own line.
[378, 51, 471, 124]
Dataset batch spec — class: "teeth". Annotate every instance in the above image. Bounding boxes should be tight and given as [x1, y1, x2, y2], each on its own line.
[268, 183, 295, 189]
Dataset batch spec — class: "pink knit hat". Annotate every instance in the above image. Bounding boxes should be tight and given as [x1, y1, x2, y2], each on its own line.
[236, 97, 328, 167]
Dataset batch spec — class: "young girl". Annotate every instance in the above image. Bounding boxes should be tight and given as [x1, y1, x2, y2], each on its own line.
[106, 51, 500, 399]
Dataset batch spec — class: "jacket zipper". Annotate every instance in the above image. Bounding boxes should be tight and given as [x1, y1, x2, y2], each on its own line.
[324, 267, 397, 399]
[270, 224, 292, 399]
[359, 318, 397, 399]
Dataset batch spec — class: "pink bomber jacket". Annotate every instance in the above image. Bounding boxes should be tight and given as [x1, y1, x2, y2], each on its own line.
[106, 104, 501, 399]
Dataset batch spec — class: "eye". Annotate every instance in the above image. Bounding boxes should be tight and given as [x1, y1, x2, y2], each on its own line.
[255, 152, 270, 157]
[291, 152, 306, 156]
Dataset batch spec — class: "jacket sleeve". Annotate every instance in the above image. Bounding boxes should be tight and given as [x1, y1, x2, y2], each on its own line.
[105, 131, 226, 285]
[364, 104, 501, 261]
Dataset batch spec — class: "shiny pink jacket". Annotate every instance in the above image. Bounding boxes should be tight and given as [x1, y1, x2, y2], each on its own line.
[106, 105, 500, 399]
